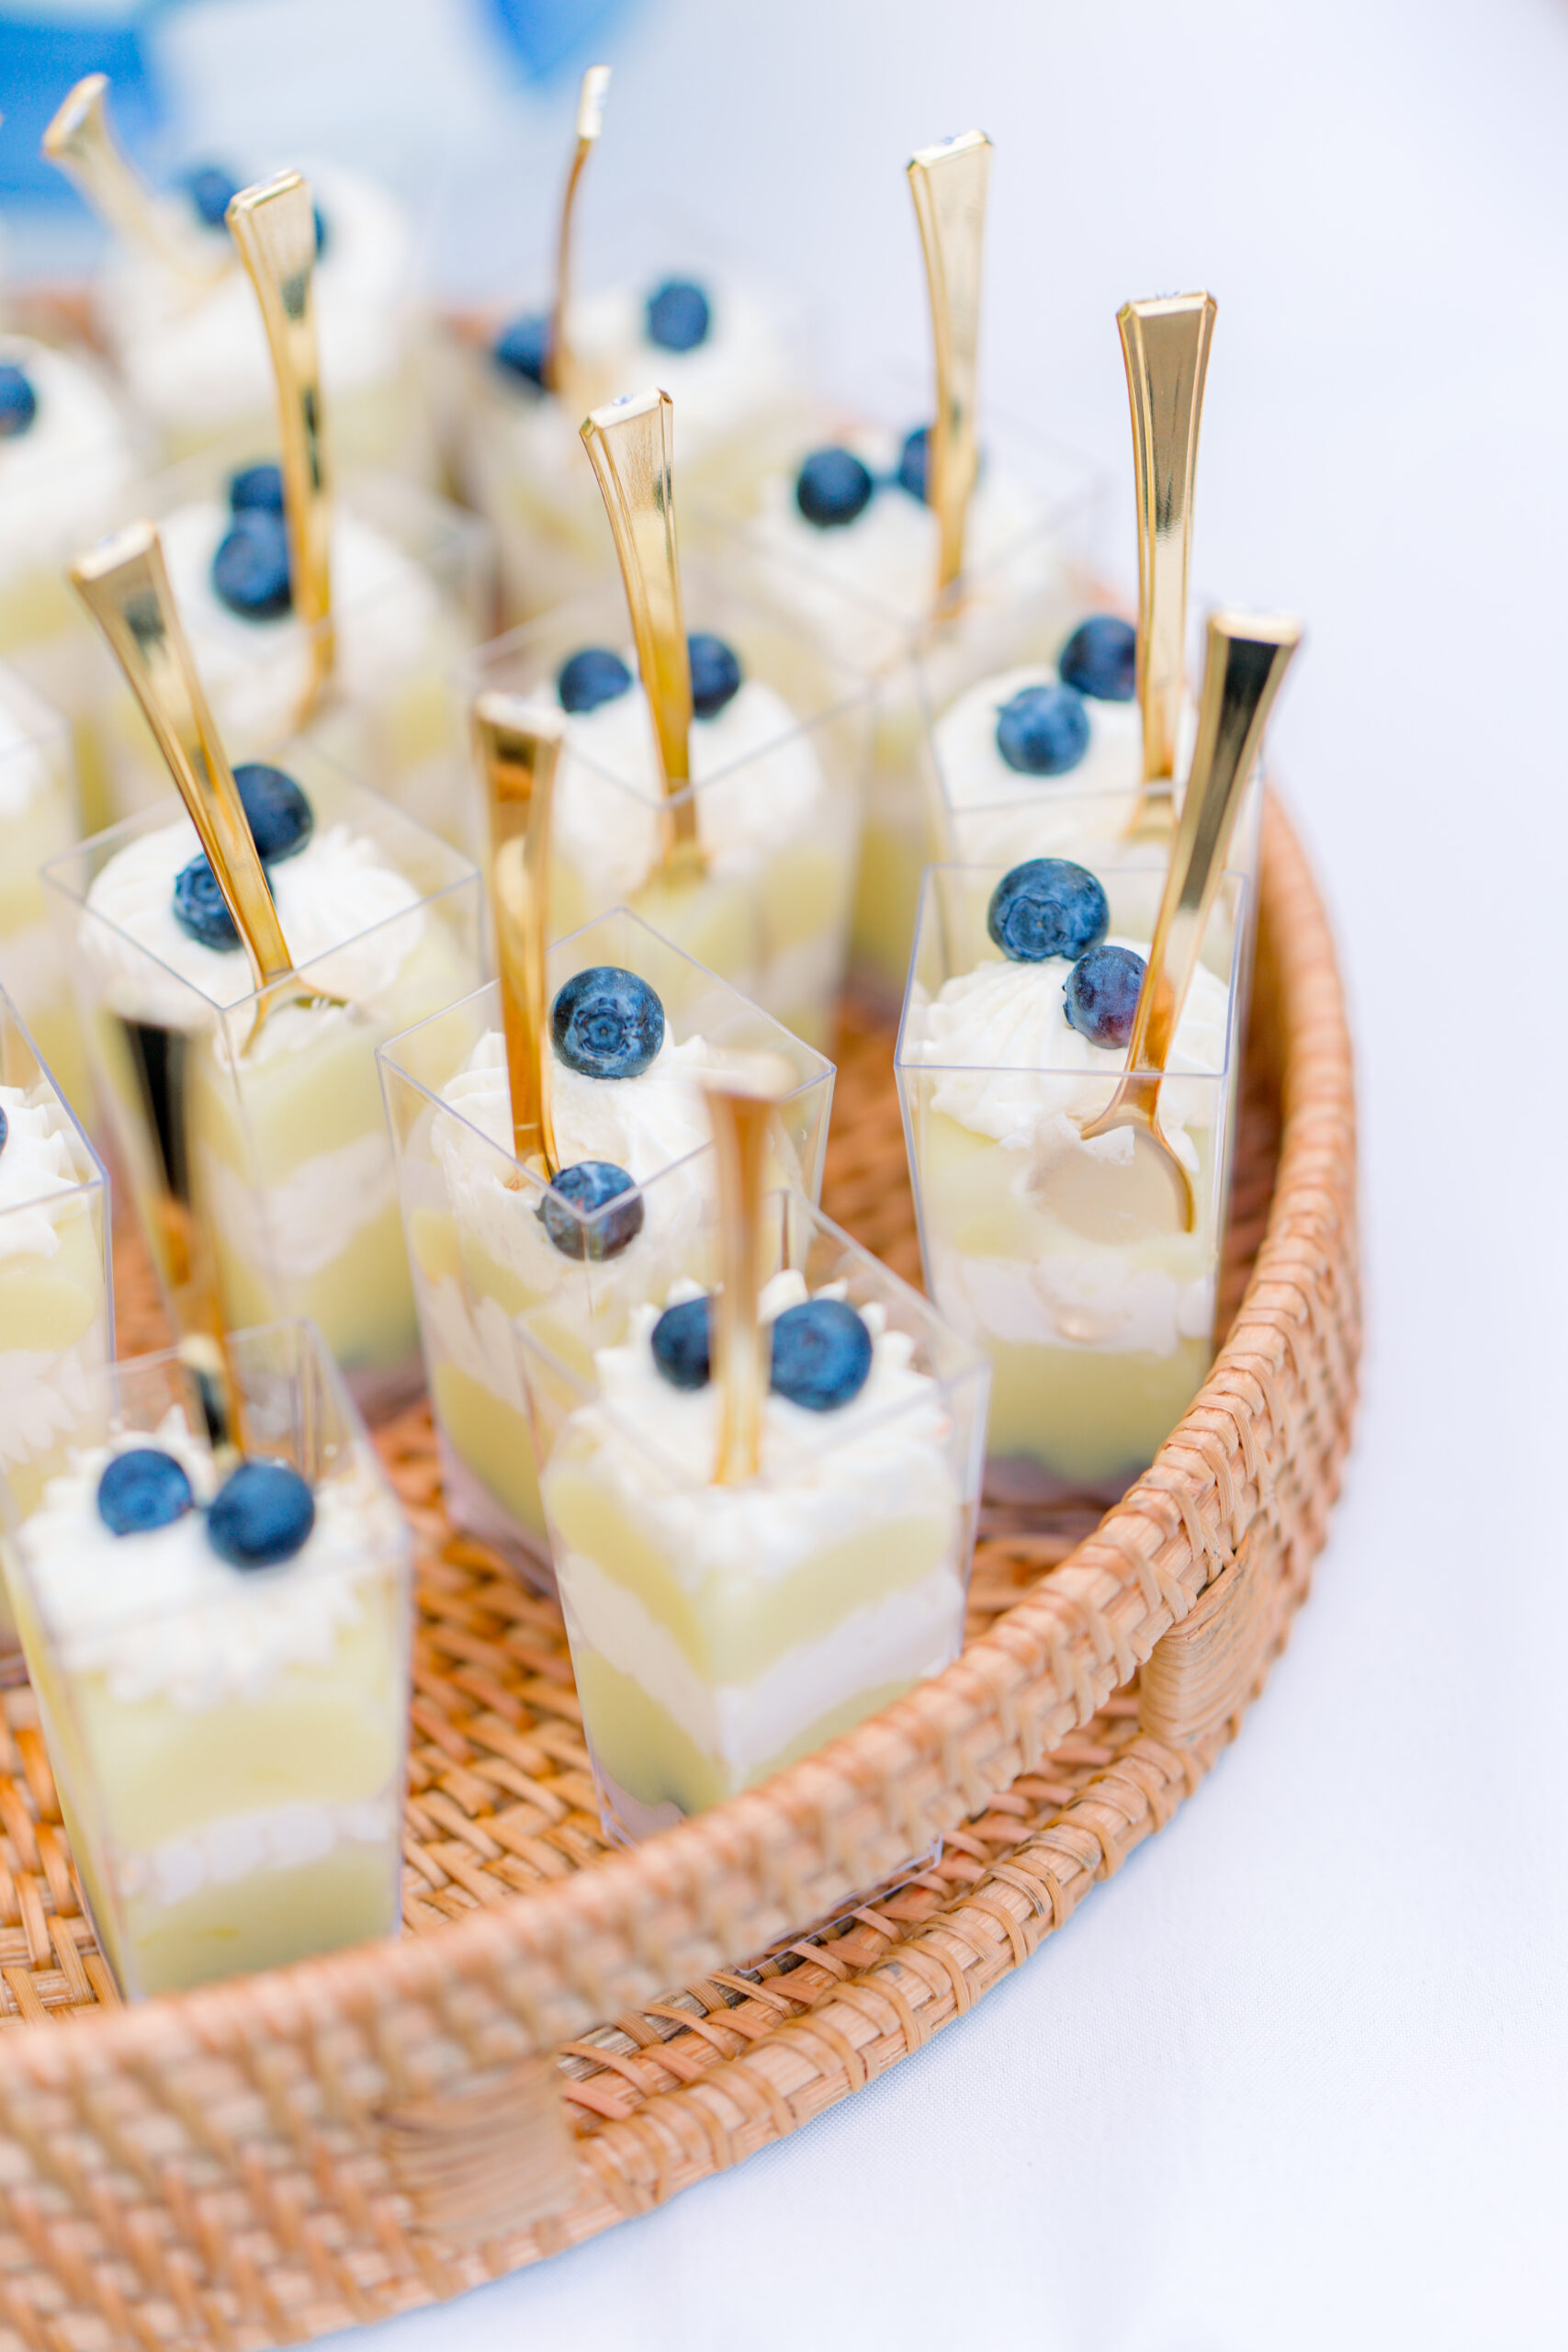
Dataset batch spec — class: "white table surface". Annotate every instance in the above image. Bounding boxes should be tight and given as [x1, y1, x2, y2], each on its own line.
[211, 0, 1564, 2338]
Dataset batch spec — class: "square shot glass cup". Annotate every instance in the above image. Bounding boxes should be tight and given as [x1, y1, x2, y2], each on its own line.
[0, 1318, 412, 2001]
[87, 448, 494, 847]
[457, 561, 873, 1048]
[897, 861, 1247, 1512]
[378, 908, 836, 1584]
[43, 747, 482, 1419]
[0, 662, 92, 1116]
[516, 1187, 990, 1848]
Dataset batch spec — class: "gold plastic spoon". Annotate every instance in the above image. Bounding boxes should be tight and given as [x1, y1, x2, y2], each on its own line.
[704, 1071, 783, 1485]
[908, 128, 992, 596]
[1118, 292, 1217, 838]
[580, 387, 704, 883]
[43, 75, 224, 288]
[545, 63, 612, 402]
[227, 172, 333, 718]
[1058, 610, 1300, 1239]
[473, 692, 564, 1176]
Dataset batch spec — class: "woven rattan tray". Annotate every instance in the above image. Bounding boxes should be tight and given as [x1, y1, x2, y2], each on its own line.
[0, 794, 1356, 2349]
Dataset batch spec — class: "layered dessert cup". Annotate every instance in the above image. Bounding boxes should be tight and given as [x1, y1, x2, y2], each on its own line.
[457, 564, 871, 1046]
[378, 909, 835, 1583]
[0, 662, 91, 1115]
[897, 858, 1246, 1508]
[88, 449, 493, 846]
[44, 747, 481, 1416]
[0, 985, 113, 1670]
[518, 1189, 988, 1841]
[0, 1318, 412, 1998]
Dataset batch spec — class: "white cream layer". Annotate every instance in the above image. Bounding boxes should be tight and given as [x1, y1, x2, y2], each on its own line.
[116, 1792, 398, 1907]
[0, 1086, 95, 1261]
[926, 1236, 1217, 1357]
[196, 1125, 399, 1283]
[0, 336, 137, 591]
[0, 1344, 99, 1471]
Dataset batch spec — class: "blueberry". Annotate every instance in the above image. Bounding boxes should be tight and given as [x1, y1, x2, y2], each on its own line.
[557, 646, 633, 715]
[96, 1447, 194, 1536]
[211, 509, 292, 620]
[896, 424, 930, 502]
[173, 855, 242, 951]
[235, 762, 312, 863]
[493, 311, 551, 389]
[228, 460, 284, 516]
[795, 447, 874, 528]
[0, 1104, 6, 1156]
[183, 162, 241, 230]
[312, 204, 329, 260]
[207, 1457, 316, 1569]
[651, 1295, 712, 1390]
[769, 1299, 874, 1412]
[688, 632, 741, 719]
[986, 858, 1109, 965]
[1064, 942, 1145, 1048]
[551, 966, 664, 1080]
[537, 1160, 644, 1261]
[0, 365, 38, 441]
[1058, 614, 1136, 704]
[995, 683, 1090, 777]
[646, 278, 711, 353]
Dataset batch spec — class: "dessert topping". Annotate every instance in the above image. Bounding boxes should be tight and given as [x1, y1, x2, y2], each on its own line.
[211, 506, 292, 619]
[207, 1458, 316, 1568]
[987, 857, 1109, 964]
[551, 965, 665, 1080]
[96, 1447, 196, 1535]
[651, 1294, 713, 1390]
[795, 447, 874, 528]
[492, 312, 550, 389]
[233, 761, 313, 863]
[897, 423, 930, 501]
[0, 1104, 7, 1156]
[557, 645, 632, 713]
[646, 278, 711, 353]
[227, 460, 285, 515]
[0, 364, 39, 441]
[688, 631, 742, 718]
[1058, 614, 1136, 703]
[538, 1159, 644, 1261]
[770, 1297, 873, 1411]
[995, 682, 1090, 776]
[1064, 941, 1145, 1047]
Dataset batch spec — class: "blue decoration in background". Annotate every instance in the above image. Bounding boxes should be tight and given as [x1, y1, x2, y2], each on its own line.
[480, 0, 632, 83]
[0, 6, 165, 203]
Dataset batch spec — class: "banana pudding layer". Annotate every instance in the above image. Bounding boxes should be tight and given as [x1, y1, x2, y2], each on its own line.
[0, 669, 87, 1108]
[11, 1412, 407, 1997]
[0, 1083, 110, 1519]
[542, 1272, 967, 1825]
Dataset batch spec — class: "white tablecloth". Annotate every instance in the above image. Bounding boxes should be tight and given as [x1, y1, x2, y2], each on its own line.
[282, 0, 1563, 2338]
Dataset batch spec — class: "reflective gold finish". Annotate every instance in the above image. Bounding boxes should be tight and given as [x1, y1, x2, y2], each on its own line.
[545, 62, 612, 402]
[704, 1072, 780, 1485]
[581, 389, 703, 877]
[43, 75, 221, 286]
[227, 173, 334, 714]
[908, 129, 992, 594]
[1077, 609, 1301, 1231]
[474, 692, 563, 1176]
[1119, 292, 1217, 827]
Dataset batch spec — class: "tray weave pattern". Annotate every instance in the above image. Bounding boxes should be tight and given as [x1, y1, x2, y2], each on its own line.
[0, 796, 1356, 2350]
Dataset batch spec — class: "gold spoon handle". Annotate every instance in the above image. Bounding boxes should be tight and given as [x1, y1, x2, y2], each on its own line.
[908, 129, 992, 594]
[43, 75, 220, 285]
[227, 173, 333, 695]
[546, 63, 611, 401]
[71, 523, 294, 992]
[705, 1078, 777, 1486]
[1125, 608, 1302, 1084]
[581, 389, 702, 872]
[1119, 292, 1217, 793]
[474, 692, 563, 1175]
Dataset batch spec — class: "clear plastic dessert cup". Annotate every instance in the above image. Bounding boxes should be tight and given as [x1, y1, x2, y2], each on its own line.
[897, 861, 1247, 1510]
[516, 1188, 989, 1845]
[378, 908, 836, 1586]
[716, 409, 1107, 1003]
[0, 1318, 412, 2000]
[0, 662, 91, 1117]
[88, 448, 494, 847]
[0, 983, 114, 1675]
[43, 747, 481, 1418]
[456, 562, 873, 1047]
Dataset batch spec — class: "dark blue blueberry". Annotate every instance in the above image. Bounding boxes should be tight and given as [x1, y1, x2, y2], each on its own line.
[228, 460, 284, 515]
[211, 509, 292, 620]
[646, 278, 711, 353]
[995, 683, 1090, 777]
[795, 447, 874, 528]
[769, 1298, 874, 1412]
[235, 762, 312, 863]
[1058, 614, 1136, 703]
[1064, 942, 1145, 1048]
[557, 646, 633, 715]
[493, 311, 551, 389]
[183, 162, 241, 230]
[207, 1457, 316, 1569]
[173, 856, 242, 952]
[0, 365, 38, 441]
[987, 858, 1109, 965]
[312, 204, 329, 260]
[537, 1160, 644, 1261]
[551, 966, 665, 1080]
[651, 1295, 712, 1390]
[896, 424, 930, 502]
[688, 632, 742, 719]
[96, 1447, 195, 1536]
[0, 1103, 6, 1156]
